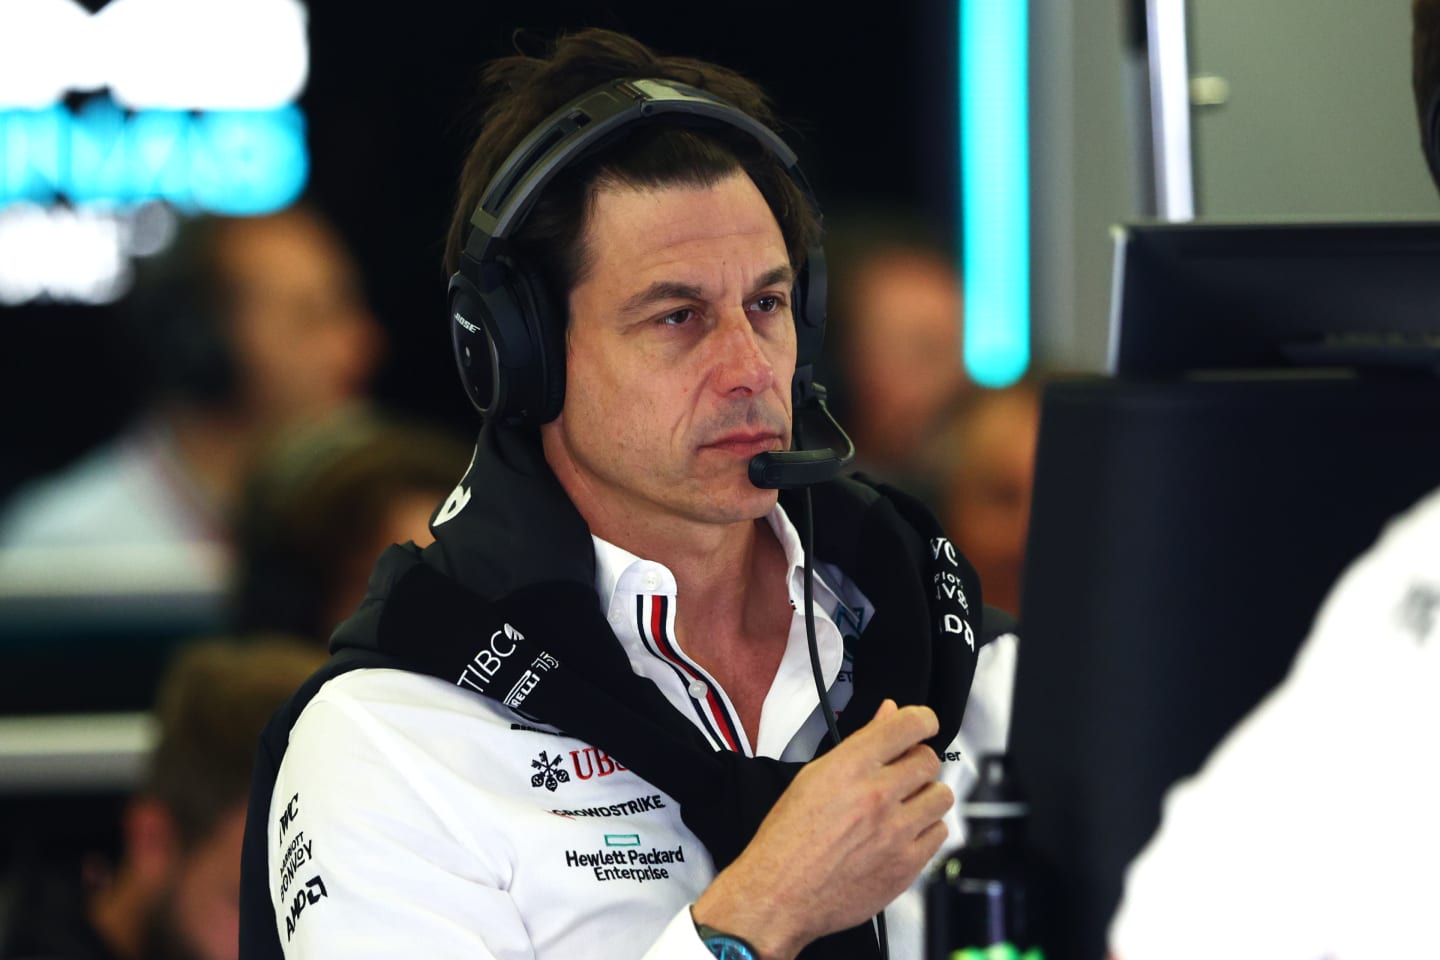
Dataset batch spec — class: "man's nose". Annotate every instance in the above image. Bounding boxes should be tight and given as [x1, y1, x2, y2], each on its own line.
[711, 308, 775, 397]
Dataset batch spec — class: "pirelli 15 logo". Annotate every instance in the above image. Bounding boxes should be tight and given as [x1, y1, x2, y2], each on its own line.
[455, 622, 559, 711]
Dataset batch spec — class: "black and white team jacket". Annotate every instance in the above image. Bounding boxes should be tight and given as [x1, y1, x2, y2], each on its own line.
[239, 423, 1018, 960]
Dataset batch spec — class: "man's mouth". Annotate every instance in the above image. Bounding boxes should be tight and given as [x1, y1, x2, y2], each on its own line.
[700, 430, 787, 457]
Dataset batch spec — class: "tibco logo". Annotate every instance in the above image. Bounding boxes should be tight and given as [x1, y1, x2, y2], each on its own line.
[456, 623, 524, 694]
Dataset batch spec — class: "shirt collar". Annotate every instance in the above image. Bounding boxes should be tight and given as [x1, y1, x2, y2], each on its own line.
[591, 502, 840, 617]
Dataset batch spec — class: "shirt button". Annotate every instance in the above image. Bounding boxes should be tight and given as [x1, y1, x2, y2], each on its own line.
[642, 573, 660, 591]
[608, 609, 623, 625]
[688, 680, 708, 699]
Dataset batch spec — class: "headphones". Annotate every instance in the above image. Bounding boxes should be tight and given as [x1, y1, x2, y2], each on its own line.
[447, 77, 829, 429]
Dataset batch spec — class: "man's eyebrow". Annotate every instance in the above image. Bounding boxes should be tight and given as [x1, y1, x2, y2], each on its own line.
[618, 265, 796, 317]
[619, 281, 705, 316]
[751, 264, 796, 294]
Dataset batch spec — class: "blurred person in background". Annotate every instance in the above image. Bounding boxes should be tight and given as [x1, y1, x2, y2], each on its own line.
[819, 212, 968, 483]
[1106, 2, 1440, 955]
[230, 411, 471, 646]
[0, 638, 324, 960]
[915, 380, 1042, 618]
[0, 205, 384, 575]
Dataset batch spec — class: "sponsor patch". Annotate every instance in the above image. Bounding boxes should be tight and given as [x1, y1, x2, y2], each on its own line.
[563, 837, 686, 883]
[530, 750, 571, 792]
[549, 794, 668, 820]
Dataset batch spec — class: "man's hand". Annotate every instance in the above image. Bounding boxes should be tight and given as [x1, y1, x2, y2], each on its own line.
[691, 699, 953, 960]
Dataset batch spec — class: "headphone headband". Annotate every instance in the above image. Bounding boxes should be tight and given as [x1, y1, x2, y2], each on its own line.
[464, 78, 813, 264]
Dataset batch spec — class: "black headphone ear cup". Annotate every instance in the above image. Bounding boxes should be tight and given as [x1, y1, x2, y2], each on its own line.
[448, 272, 504, 417]
[793, 243, 827, 372]
[510, 268, 566, 424]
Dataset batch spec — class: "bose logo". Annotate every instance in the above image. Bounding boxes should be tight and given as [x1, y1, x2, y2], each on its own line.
[453, 312, 482, 335]
[457, 623, 525, 693]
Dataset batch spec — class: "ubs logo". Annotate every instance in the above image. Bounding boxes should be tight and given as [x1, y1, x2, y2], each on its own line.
[530, 750, 571, 792]
[570, 747, 628, 781]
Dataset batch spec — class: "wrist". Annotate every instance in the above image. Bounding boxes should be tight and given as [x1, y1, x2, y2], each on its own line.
[692, 872, 804, 960]
[693, 912, 761, 960]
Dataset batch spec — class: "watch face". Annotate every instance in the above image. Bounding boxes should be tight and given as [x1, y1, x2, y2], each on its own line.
[703, 935, 757, 960]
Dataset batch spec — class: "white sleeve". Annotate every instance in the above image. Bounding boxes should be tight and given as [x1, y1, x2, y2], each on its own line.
[642, 909, 726, 960]
[268, 683, 720, 960]
[1108, 488, 1440, 960]
[269, 693, 533, 960]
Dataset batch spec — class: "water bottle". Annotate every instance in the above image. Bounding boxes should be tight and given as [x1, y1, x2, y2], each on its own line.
[924, 753, 1045, 960]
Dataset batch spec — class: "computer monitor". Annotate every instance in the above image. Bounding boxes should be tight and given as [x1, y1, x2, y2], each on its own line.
[1010, 219, 1440, 960]
[1107, 219, 1440, 376]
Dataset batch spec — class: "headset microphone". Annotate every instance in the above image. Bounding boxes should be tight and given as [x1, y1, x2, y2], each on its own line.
[748, 373, 855, 490]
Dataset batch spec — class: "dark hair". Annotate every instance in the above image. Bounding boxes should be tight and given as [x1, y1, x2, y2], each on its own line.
[144, 638, 324, 848]
[1415, 0, 1440, 188]
[232, 411, 471, 642]
[444, 29, 821, 314]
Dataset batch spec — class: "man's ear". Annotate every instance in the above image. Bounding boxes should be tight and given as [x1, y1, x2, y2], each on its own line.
[122, 797, 180, 890]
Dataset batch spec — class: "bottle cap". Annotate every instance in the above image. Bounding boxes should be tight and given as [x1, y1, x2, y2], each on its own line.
[963, 753, 1029, 819]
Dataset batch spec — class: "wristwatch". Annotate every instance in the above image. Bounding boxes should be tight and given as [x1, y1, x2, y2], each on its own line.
[695, 922, 759, 960]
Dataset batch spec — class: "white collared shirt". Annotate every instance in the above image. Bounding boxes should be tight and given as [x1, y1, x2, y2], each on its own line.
[268, 504, 1017, 959]
[592, 506, 863, 760]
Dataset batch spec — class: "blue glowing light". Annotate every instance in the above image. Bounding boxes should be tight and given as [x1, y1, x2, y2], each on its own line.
[0, 97, 308, 214]
[960, 0, 1030, 387]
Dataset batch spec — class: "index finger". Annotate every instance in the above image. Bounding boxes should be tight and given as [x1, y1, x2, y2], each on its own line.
[845, 703, 940, 765]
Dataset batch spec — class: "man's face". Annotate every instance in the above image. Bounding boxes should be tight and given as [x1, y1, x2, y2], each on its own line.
[146, 804, 248, 960]
[542, 172, 796, 533]
[220, 211, 382, 424]
[846, 250, 966, 467]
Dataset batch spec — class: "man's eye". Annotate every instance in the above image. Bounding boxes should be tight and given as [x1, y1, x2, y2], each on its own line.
[658, 309, 694, 326]
[752, 295, 784, 314]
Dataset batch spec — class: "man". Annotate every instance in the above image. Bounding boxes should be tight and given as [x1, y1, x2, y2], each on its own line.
[917, 380, 1042, 618]
[822, 215, 969, 483]
[1106, 3, 1440, 955]
[0, 639, 324, 960]
[0, 205, 383, 576]
[240, 29, 1015, 960]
